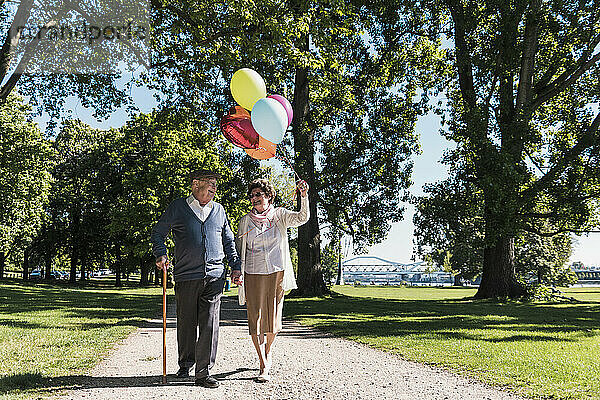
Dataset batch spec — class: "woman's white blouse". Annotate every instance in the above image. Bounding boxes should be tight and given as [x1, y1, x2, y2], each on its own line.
[235, 195, 309, 299]
[244, 219, 285, 274]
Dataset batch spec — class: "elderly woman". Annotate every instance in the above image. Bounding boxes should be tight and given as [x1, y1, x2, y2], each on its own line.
[235, 178, 309, 382]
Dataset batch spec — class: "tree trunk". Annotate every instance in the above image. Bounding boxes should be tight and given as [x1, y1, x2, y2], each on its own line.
[0, 0, 34, 84]
[80, 250, 86, 282]
[69, 210, 80, 283]
[69, 245, 78, 283]
[115, 264, 122, 287]
[474, 235, 527, 298]
[454, 273, 464, 286]
[22, 246, 30, 280]
[139, 257, 149, 286]
[335, 253, 344, 285]
[115, 246, 122, 287]
[289, 28, 328, 297]
[44, 247, 52, 281]
[154, 265, 160, 285]
[0, 251, 5, 279]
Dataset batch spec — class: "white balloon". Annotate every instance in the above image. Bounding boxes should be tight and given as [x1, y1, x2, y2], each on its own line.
[251, 98, 288, 144]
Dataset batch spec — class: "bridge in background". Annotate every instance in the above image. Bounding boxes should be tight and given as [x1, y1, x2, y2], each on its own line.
[341, 256, 454, 286]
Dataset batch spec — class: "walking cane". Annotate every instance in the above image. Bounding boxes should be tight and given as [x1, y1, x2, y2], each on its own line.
[162, 263, 167, 384]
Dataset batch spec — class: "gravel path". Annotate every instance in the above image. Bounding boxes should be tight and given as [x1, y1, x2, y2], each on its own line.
[55, 296, 522, 400]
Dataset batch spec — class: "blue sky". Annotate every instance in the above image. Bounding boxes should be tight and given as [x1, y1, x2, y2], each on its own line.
[33, 84, 600, 268]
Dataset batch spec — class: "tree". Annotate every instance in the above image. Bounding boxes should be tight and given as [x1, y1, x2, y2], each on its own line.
[414, 175, 577, 288]
[51, 120, 114, 282]
[0, 0, 149, 130]
[0, 95, 52, 279]
[38, 106, 255, 287]
[320, 240, 341, 287]
[147, 0, 440, 295]
[411, 0, 600, 298]
[514, 231, 577, 287]
[413, 175, 484, 285]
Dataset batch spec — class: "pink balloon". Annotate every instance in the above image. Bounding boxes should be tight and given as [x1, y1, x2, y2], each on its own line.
[268, 94, 293, 127]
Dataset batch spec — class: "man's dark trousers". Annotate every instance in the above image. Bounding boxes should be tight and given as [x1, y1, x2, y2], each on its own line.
[174, 277, 225, 378]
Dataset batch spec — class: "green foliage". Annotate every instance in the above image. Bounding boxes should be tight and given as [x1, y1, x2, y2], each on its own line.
[290, 245, 298, 275]
[414, 176, 577, 286]
[524, 284, 580, 302]
[0, 95, 53, 269]
[514, 231, 578, 287]
[320, 240, 339, 287]
[28, 106, 257, 284]
[414, 176, 484, 281]
[17, 75, 135, 132]
[109, 108, 256, 261]
[1, 0, 144, 127]
[50, 120, 114, 269]
[258, 165, 297, 210]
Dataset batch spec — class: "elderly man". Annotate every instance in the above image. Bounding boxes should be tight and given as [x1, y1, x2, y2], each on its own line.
[151, 169, 242, 388]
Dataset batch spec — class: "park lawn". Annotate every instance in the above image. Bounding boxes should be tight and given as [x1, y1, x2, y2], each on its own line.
[0, 279, 163, 400]
[284, 286, 600, 400]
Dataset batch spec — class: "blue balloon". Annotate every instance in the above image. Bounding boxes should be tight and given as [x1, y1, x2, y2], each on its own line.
[251, 98, 288, 144]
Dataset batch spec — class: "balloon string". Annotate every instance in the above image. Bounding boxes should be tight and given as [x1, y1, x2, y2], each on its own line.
[247, 144, 303, 204]
[275, 148, 301, 182]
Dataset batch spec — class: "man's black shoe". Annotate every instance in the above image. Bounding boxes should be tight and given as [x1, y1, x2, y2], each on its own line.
[175, 367, 190, 378]
[195, 376, 219, 388]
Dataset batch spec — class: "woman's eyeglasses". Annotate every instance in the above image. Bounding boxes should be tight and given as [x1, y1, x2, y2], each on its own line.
[248, 192, 265, 199]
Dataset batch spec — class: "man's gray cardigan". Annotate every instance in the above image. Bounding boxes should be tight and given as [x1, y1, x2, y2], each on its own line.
[151, 198, 241, 282]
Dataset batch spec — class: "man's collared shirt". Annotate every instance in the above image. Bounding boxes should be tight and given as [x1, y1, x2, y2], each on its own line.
[186, 194, 213, 222]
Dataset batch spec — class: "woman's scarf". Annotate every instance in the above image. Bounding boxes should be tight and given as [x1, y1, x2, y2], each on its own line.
[249, 203, 276, 226]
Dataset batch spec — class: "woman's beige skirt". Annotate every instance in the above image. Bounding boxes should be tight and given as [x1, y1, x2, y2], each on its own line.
[244, 271, 285, 336]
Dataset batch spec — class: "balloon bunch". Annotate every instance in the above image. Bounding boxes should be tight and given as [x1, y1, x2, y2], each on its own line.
[221, 68, 293, 161]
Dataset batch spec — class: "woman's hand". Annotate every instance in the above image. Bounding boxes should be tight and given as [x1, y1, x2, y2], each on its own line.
[231, 269, 242, 285]
[297, 180, 309, 197]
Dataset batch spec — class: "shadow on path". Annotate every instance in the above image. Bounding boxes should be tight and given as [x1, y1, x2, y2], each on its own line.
[1, 368, 261, 394]
[0, 294, 334, 396]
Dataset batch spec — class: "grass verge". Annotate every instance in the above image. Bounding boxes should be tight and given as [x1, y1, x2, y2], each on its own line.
[0, 279, 162, 399]
[284, 286, 600, 400]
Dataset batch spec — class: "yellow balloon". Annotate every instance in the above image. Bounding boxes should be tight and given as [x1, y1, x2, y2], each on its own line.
[230, 68, 267, 110]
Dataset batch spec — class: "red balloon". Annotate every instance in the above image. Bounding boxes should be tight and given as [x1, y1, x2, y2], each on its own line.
[220, 106, 259, 149]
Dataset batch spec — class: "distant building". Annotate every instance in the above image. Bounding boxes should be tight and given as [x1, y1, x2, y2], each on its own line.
[570, 262, 600, 283]
[342, 256, 454, 286]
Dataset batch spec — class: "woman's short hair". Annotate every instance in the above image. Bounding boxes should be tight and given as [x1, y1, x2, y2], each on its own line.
[247, 179, 276, 203]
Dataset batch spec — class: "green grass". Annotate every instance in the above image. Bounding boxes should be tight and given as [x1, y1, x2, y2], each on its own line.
[0, 279, 163, 399]
[285, 286, 600, 400]
[2, 279, 598, 399]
